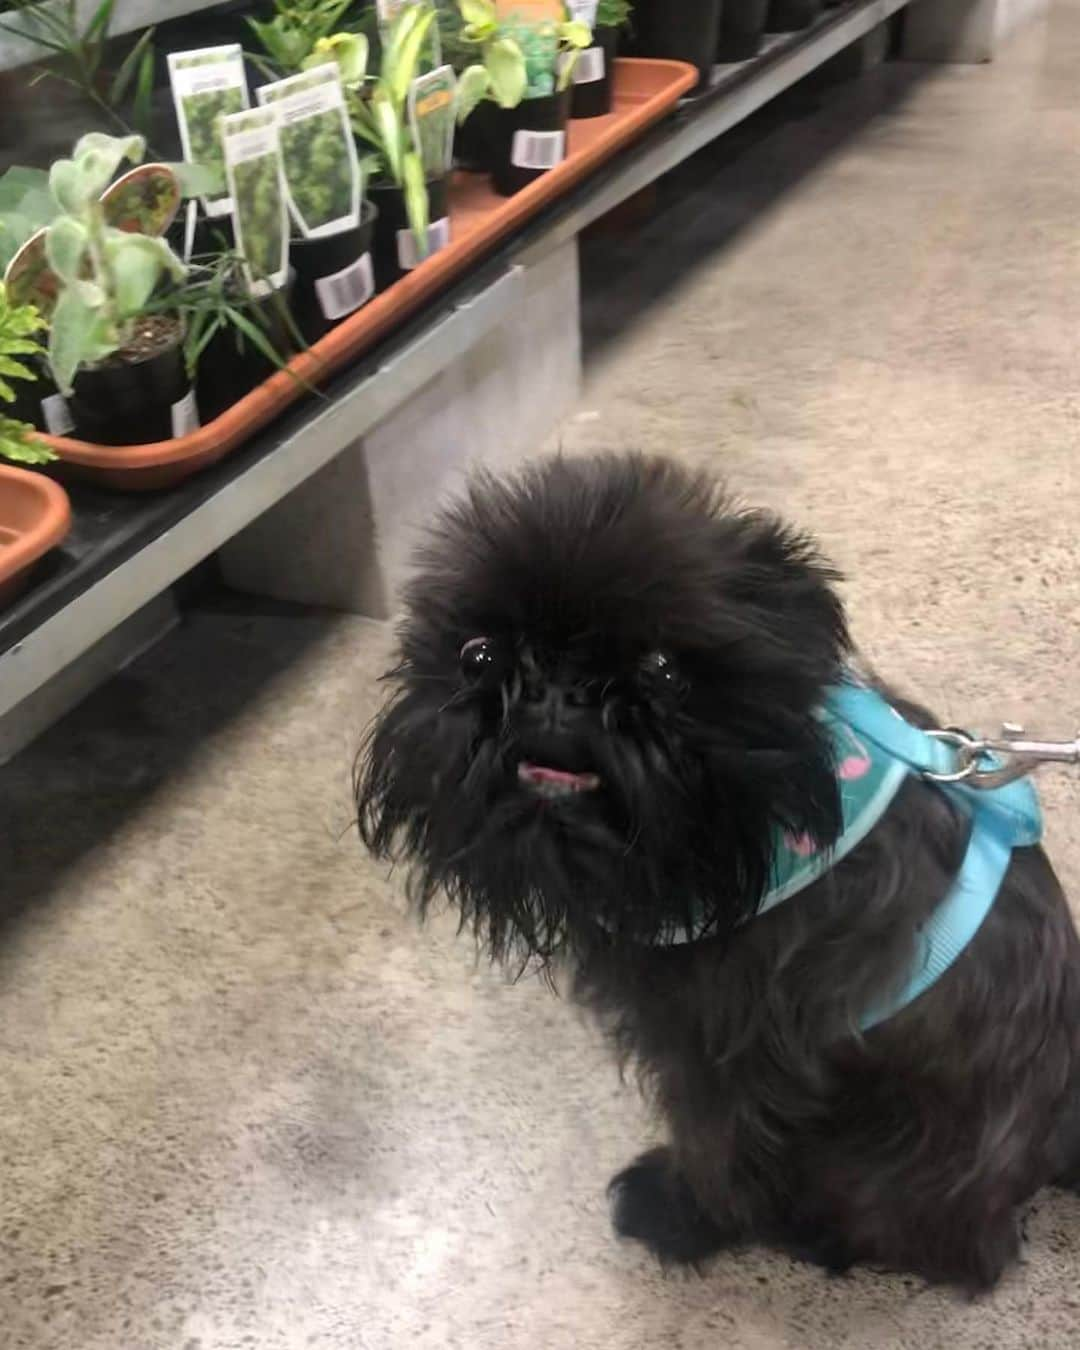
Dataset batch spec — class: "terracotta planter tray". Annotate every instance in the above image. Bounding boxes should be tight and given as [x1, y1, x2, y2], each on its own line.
[0, 464, 72, 609]
[35, 58, 696, 492]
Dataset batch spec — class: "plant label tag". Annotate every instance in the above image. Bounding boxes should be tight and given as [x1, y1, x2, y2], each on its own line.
[167, 45, 249, 219]
[181, 199, 199, 263]
[573, 45, 605, 83]
[170, 388, 200, 437]
[101, 163, 182, 238]
[315, 252, 375, 320]
[257, 65, 362, 239]
[511, 129, 565, 171]
[566, 0, 599, 24]
[221, 106, 290, 297]
[40, 393, 73, 437]
[494, 0, 564, 17]
[396, 216, 451, 272]
[408, 66, 457, 180]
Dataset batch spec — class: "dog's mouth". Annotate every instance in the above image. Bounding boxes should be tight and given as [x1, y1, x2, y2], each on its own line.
[517, 762, 601, 800]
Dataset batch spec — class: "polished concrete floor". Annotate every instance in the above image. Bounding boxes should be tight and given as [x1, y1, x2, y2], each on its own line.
[4, 11, 1080, 1350]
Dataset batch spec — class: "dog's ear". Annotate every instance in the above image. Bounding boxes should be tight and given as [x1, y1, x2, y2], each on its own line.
[716, 511, 850, 684]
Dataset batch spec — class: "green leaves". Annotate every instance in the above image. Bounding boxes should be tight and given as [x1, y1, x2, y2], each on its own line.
[0, 165, 56, 274]
[47, 289, 109, 395]
[0, 417, 56, 465]
[0, 282, 46, 405]
[104, 229, 186, 318]
[371, 87, 406, 185]
[246, 0, 360, 76]
[485, 37, 526, 107]
[402, 149, 430, 259]
[453, 0, 587, 108]
[383, 4, 438, 110]
[0, 0, 158, 143]
[44, 215, 92, 293]
[109, 22, 154, 104]
[562, 19, 594, 48]
[50, 133, 144, 211]
[302, 31, 369, 86]
[455, 64, 491, 124]
[458, 0, 497, 27]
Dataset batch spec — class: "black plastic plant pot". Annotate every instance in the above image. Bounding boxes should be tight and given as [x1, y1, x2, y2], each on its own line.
[718, 0, 770, 60]
[69, 321, 193, 446]
[167, 206, 236, 265]
[455, 102, 497, 174]
[195, 271, 300, 424]
[571, 26, 621, 120]
[8, 358, 73, 438]
[368, 177, 451, 292]
[488, 88, 573, 198]
[289, 201, 379, 344]
[767, 0, 823, 31]
[632, 0, 722, 88]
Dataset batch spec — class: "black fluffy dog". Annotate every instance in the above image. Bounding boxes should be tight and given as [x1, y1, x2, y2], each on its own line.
[356, 453, 1080, 1290]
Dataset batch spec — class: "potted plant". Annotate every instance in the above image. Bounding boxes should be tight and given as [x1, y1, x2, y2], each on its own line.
[0, 282, 55, 464]
[36, 132, 192, 445]
[718, 0, 769, 61]
[348, 3, 453, 289]
[455, 0, 591, 198]
[631, 0, 720, 88]
[152, 246, 305, 422]
[570, 0, 631, 120]
[257, 62, 377, 341]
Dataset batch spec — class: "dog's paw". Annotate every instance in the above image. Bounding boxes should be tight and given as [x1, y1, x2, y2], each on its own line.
[608, 1147, 731, 1266]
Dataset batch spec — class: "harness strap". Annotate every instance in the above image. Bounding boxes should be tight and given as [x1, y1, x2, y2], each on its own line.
[830, 681, 1042, 1029]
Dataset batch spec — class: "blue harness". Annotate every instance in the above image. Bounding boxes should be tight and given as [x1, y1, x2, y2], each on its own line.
[680, 683, 1043, 1031]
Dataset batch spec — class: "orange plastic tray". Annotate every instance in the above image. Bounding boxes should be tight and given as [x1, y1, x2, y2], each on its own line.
[39, 59, 696, 491]
[0, 464, 72, 608]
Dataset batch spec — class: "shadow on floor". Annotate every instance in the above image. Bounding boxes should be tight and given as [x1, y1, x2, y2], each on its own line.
[0, 593, 344, 938]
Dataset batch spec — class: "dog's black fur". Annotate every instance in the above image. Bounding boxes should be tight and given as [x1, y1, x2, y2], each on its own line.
[356, 453, 1080, 1290]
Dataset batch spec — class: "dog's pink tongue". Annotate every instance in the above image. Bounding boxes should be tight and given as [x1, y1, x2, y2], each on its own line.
[518, 763, 600, 791]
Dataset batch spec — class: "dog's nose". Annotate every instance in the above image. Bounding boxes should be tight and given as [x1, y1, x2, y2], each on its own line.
[522, 680, 569, 724]
[521, 678, 597, 732]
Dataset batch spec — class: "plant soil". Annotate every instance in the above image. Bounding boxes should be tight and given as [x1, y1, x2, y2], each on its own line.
[94, 313, 185, 370]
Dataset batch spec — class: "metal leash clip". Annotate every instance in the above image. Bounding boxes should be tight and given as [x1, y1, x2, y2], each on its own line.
[925, 724, 1080, 790]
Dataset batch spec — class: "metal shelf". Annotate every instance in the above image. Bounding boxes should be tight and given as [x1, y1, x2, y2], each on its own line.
[0, 0, 912, 724]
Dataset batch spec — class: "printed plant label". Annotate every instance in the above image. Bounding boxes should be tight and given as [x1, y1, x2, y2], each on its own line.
[257, 65, 361, 239]
[494, 0, 565, 18]
[168, 45, 249, 218]
[566, 0, 599, 24]
[408, 66, 457, 180]
[101, 163, 182, 237]
[221, 106, 289, 295]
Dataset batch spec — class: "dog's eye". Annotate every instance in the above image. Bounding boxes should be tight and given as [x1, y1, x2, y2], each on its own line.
[637, 650, 686, 698]
[460, 637, 511, 688]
